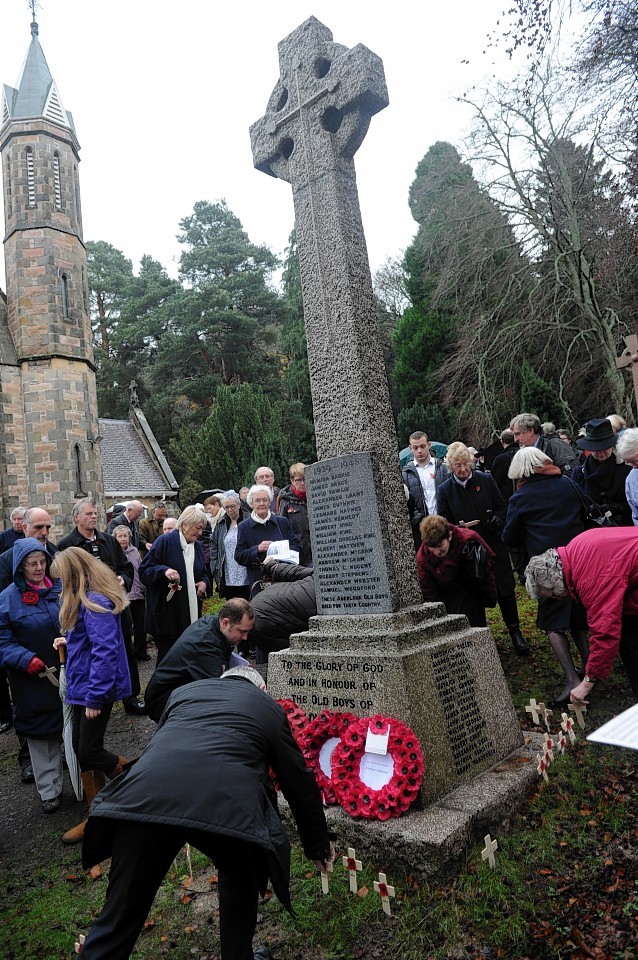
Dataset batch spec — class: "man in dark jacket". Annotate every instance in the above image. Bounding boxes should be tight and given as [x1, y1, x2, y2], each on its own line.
[57, 498, 144, 716]
[139, 509, 210, 664]
[490, 429, 518, 503]
[402, 430, 450, 548]
[79, 668, 333, 960]
[145, 597, 255, 721]
[0, 507, 25, 553]
[249, 561, 316, 654]
[57, 499, 134, 589]
[105, 500, 144, 549]
[510, 413, 578, 475]
[0, 507, 57, 591]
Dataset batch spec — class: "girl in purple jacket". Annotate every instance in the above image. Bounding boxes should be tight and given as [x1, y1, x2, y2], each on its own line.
[51, 547, 131, 845]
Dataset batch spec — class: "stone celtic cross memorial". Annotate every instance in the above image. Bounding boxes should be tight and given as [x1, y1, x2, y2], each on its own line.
[250, 17, 522, 805]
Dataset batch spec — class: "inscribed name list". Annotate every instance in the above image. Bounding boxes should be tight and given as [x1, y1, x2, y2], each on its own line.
[306, 454, 392, 615]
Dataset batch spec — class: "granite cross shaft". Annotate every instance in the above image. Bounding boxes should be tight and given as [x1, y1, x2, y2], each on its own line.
[251, 16, 420, 610]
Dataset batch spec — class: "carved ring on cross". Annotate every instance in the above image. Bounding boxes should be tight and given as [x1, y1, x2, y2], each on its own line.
[250, 17, 388, 183]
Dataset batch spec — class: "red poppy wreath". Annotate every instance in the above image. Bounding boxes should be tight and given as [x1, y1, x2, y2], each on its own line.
[298, 710, 356, 805]
[276, 698, 310, 746]
[331, 715, 425, 820]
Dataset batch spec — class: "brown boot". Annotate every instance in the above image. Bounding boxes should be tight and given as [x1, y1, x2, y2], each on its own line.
[61, 771, 105, 845]
[107, 756, 128, 780]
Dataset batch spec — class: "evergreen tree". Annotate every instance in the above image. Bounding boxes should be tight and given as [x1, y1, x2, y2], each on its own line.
[169, 383, 290, 492]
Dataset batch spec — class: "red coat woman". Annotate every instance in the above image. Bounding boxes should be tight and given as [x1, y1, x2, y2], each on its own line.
[416, 515, 496, 628]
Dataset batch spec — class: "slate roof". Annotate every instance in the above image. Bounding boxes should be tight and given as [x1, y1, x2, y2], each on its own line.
[2, 21, 75, 131]
[98, 417, 179, 499]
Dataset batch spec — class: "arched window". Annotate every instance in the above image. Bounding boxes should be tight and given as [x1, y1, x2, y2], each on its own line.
[3, 155, 11, 218]
[60, 273, 69, 319]
[53, 152, 62, 210]
[26, 148, 35, 206]
[74, 444, 85, 497]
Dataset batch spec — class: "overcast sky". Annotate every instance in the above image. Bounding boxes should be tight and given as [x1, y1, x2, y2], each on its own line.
[0, 1, 517, 288]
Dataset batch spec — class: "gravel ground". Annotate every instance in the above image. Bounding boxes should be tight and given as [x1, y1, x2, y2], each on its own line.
[0, 655, 157, 872]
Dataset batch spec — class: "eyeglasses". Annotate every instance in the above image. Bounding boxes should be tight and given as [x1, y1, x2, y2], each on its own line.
[292, 477, 305, 484]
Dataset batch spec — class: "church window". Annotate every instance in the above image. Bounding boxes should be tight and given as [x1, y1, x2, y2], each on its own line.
[53, 153, 62, 210]
[3, 156, 11, 218]
[73, 444, 86, 497]
[61, 273, 69, 319]
[26, 148, 35, 206]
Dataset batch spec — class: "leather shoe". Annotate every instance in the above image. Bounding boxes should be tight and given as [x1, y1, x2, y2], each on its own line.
[21, 763, 35, 784]
[253, 949, 274, 960]
[508, 626, 530, 656]
[0, 720, 12, 734]
[123, 699, 147, 716]
[42, 795, 61, 814]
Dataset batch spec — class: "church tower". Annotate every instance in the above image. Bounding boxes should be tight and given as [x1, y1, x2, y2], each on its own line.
[0, 17, 103, 531]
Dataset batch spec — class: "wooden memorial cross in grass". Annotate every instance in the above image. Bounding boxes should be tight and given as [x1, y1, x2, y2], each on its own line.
[568, 702, 587, 729]
[320, 859, 333, 895]
[616, 334, 638, 408]
[342, 846, 363, 893]
[561, 712, 577, 744]
[536, 752, 549, 782]
[525, 698, 544, 725]
[374, 872, 396, 915]
[481, 834, 498, 869]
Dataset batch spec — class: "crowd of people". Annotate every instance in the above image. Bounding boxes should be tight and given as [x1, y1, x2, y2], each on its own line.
[407, 413, 638, 709]
[2, 422, 638, 958]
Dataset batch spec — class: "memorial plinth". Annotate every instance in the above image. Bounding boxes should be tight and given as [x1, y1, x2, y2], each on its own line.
[266, 603, 522, 805]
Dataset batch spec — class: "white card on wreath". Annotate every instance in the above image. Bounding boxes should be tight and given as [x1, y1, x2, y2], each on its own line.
[365, 723, 390, 756]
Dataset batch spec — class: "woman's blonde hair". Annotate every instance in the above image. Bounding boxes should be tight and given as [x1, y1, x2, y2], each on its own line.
[50, 547, 128, 632]
[446, 441, 473, 469]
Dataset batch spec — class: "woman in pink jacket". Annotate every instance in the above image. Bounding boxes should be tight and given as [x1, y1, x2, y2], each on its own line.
[525, 527, 638, 705]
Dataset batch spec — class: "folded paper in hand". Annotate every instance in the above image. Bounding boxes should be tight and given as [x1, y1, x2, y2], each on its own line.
[266, 540, 299, 564]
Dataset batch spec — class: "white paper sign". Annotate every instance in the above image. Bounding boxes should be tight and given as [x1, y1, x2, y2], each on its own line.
[359, 752, 394, 790]
[266, 540, 300, 564]
[365, 723, 390, 755]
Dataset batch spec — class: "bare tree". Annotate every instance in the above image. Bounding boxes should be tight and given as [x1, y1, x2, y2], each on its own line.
[439, 68, 637, 427]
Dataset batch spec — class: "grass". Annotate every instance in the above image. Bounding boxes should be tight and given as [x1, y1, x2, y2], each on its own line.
[1, 588, 636, 959]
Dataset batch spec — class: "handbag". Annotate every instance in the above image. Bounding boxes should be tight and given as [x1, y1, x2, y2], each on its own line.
[569, 479, 617, 529]
[460, 540, 489, 581]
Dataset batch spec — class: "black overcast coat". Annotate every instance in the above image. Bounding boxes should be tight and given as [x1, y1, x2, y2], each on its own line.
[83, 677, 331, 911]
[249, 561, 316, 653]
[437, 472, 515, 596]
[144, 615, 232, 722]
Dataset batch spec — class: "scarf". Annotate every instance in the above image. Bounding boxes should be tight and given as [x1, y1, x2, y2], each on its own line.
[251, 510, 272, 524]
[291, 483, 306, 500]
[179, 532, 198, 624]
[26, 576, 53, 591]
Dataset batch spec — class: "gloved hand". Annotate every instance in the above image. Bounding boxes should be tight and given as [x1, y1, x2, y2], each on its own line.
[26, 656, 46, 676]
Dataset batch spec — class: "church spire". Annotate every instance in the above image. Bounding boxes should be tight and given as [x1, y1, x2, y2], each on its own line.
[1, 11, 74, 131]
